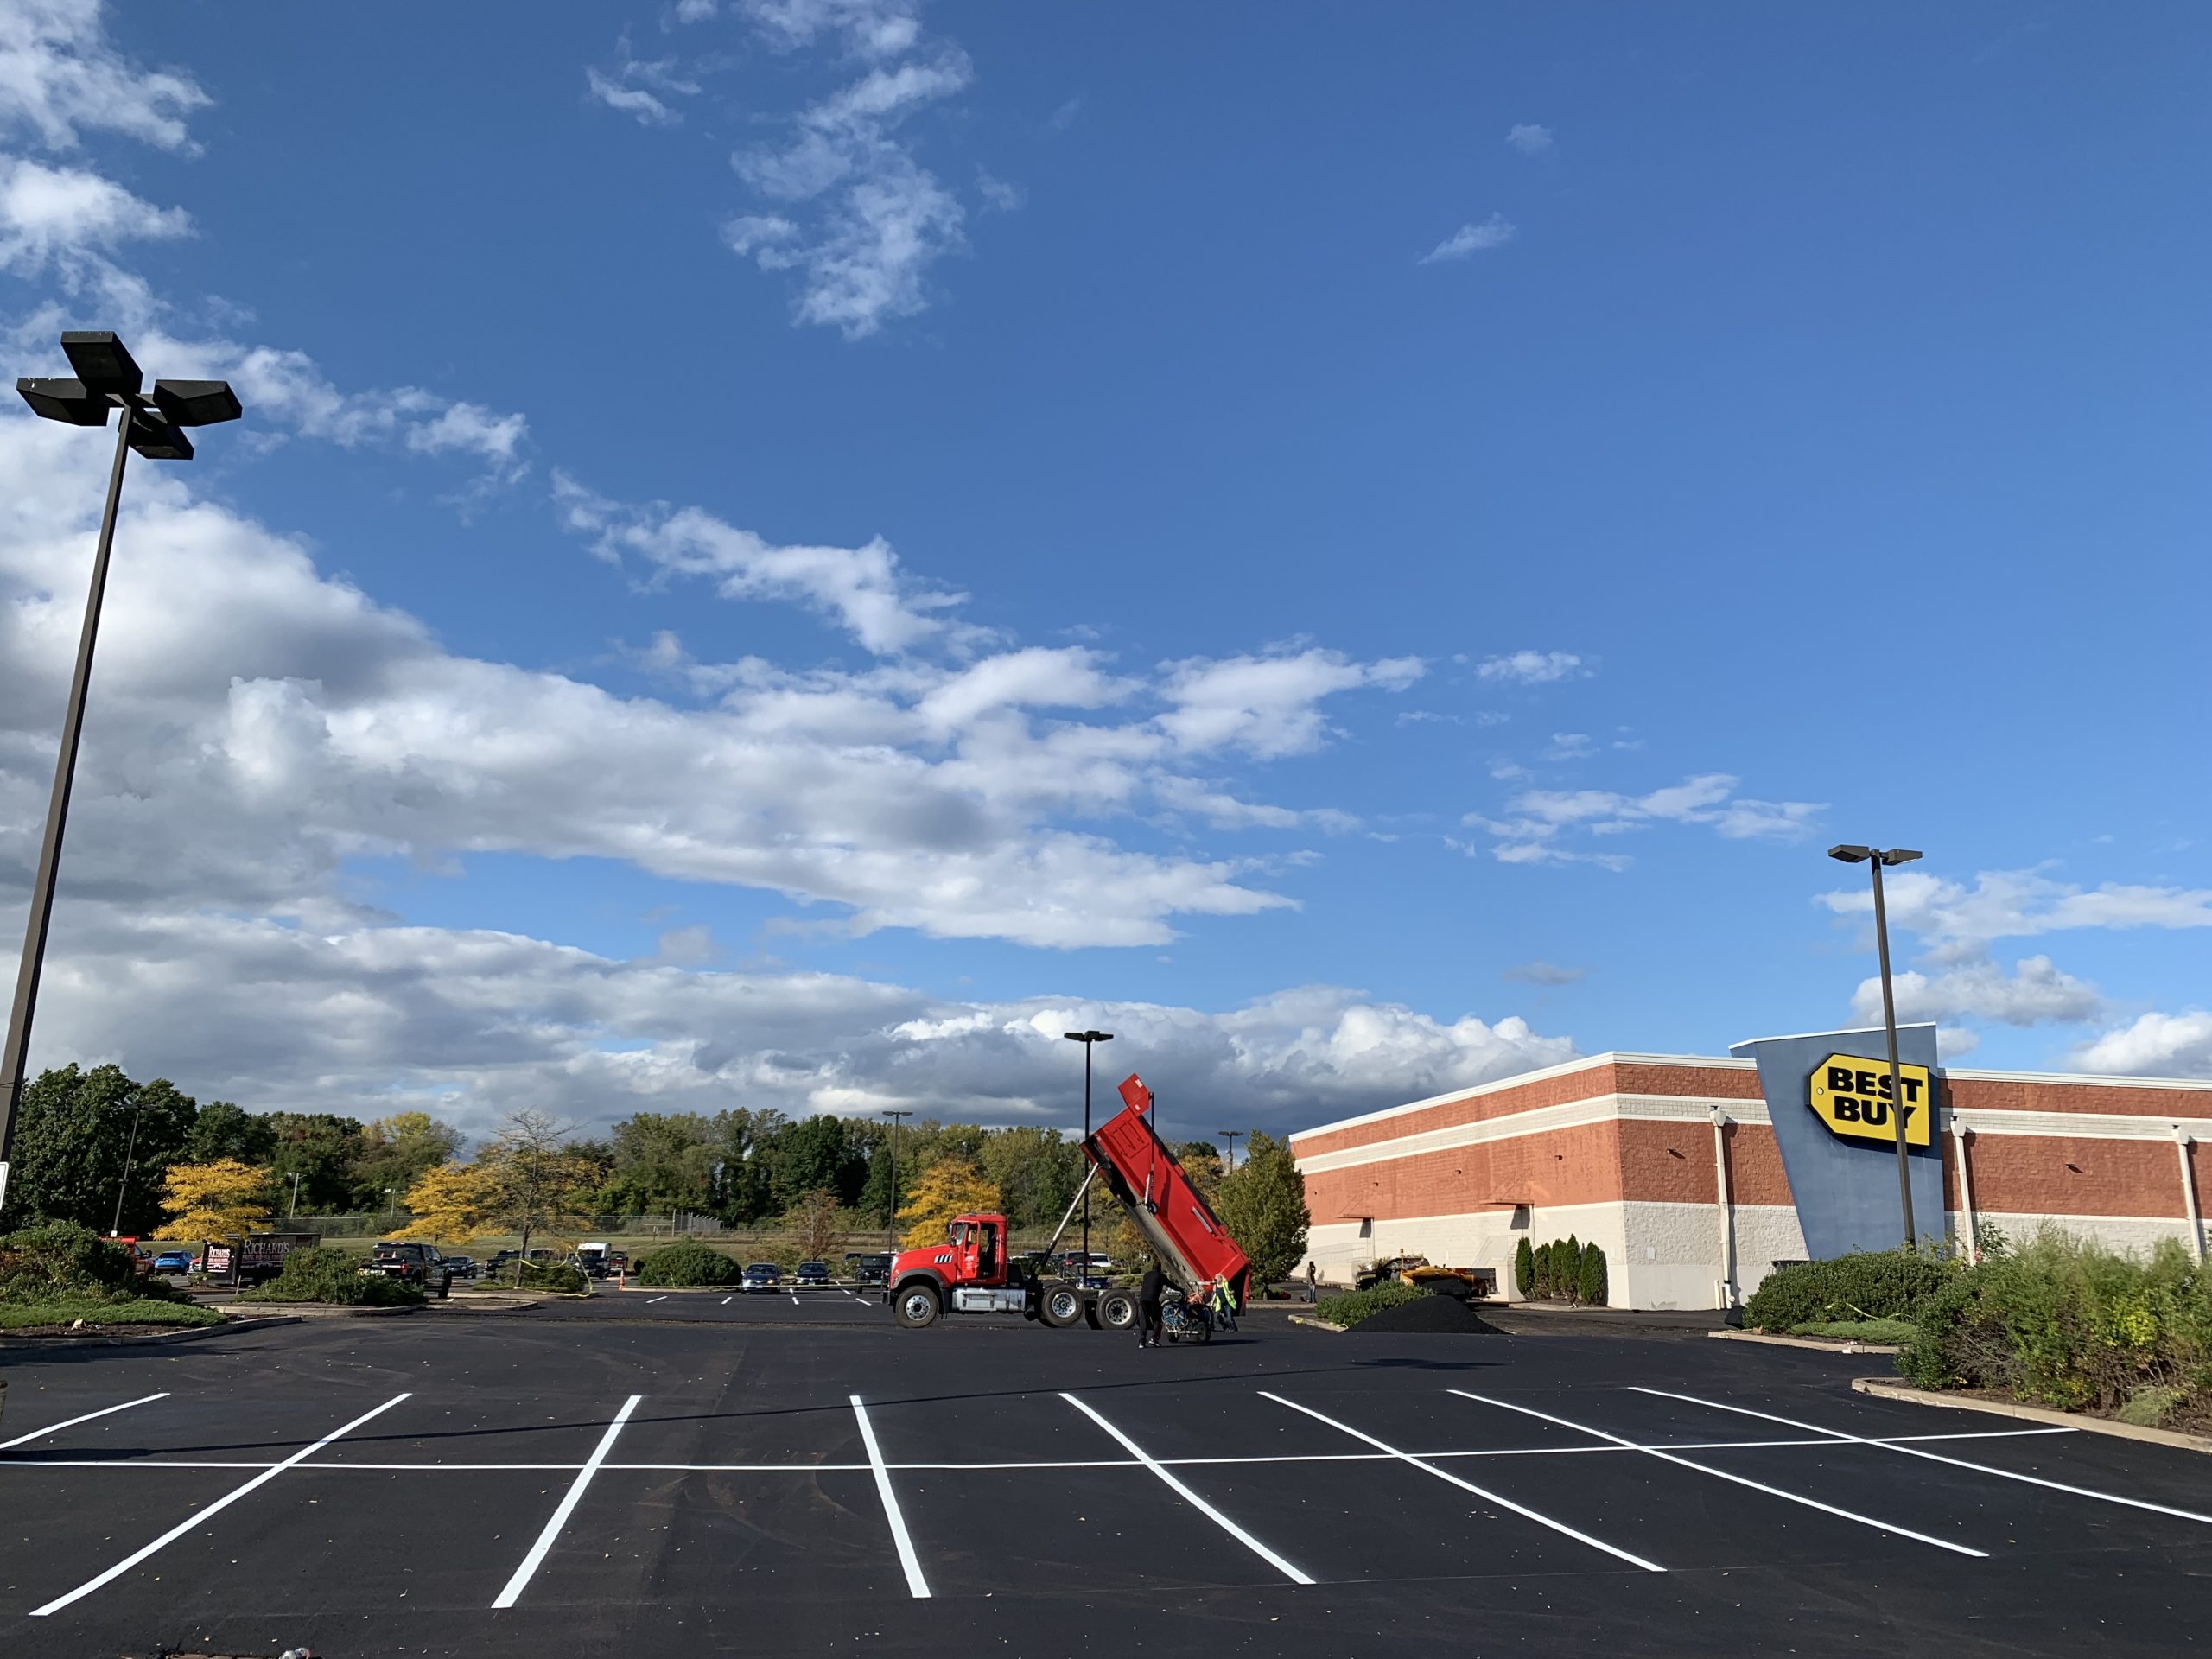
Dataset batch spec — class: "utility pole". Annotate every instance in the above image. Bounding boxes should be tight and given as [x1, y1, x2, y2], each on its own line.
[883, 1109, 912, 1255]
[1829, 843, 1925, 1249]
[1062, 1030, 1113, 1274]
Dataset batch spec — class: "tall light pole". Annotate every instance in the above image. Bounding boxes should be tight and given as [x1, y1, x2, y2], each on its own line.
[287, 1171, 302, 1221]
[1218, 1129, 1243, 1172]
[881, 1109, 912, 1255]
[108, 1091, 146, 1236]
[1829, 843, 1924, 1249]
[0, 334, 240, 1215]
[1063, 1029, 1113, 1272]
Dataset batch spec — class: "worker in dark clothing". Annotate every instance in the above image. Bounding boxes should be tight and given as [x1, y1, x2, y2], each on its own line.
[1137, 1264, 1166, 1348]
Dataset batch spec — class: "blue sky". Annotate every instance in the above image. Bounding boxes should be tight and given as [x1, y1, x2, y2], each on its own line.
[0, 1, 2207, 1138]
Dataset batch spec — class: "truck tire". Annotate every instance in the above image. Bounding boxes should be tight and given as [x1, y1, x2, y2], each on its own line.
[893, 1282, 942, 1328]
[1193, 1314, 1212, 1344]
[1096, 1287, 1137, 1331]
[1038, 1279, 1084, 1328]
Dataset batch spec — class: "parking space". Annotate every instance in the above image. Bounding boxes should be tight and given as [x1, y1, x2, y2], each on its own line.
[541, 1285, 893, 1325]
[3, 1317, 2209, 1657]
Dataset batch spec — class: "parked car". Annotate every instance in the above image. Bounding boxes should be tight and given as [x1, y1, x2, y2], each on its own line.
[741, 1262, 782, 1293]
[444, 1255, 475, 1280]
[364, 1241, 453, 1297]
[845, 1251, 891, 1287]
[151, 1249, 194, 1274]
[795, 1260, 830, 1287]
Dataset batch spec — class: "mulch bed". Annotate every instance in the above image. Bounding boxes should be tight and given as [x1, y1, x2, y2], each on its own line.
[1349, 1293, 1503, 1334]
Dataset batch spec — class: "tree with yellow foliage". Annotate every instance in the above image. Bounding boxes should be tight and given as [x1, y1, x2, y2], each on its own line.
[404, 1160, 500, 1245]
[897, 1158, 1001, 1249]
[155, 1159, 271, 1240]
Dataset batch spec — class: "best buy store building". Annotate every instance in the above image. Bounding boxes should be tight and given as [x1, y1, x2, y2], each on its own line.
[1290, 1023, 2211, 1309]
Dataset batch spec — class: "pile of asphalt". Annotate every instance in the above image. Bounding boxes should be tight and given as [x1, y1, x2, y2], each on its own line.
[1351, 1293, 1503, 1334]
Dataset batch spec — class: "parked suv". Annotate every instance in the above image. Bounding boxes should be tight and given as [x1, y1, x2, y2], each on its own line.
[845, 1251, 891, 1287]
[365, 1241, 452, 1298]
[795, 1260, 831, 1287]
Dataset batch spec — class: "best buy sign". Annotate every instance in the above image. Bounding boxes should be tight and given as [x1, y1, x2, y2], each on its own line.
[1808, 1056, 1933, 1148]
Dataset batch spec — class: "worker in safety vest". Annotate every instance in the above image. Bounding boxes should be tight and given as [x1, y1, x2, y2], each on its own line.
[1208, 1276, 1238, 1332]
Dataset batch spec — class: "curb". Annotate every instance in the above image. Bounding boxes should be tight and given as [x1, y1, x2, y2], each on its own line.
[1709, 1329, 1902, 1356]
[1286, 1315, 1343, 1333]
[205, 1302, 420, 1319]
[1851, 1377, 2212, 1455]
[0, 1314, 301, 1347]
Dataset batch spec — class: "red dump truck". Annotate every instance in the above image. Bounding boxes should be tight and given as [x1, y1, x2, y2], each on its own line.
[887, 1073, 1249, 1331]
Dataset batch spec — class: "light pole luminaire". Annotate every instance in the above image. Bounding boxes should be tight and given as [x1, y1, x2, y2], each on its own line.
[1829, 843, 1924, 1249]
[0, 334, 240, 1214]
[1218, 1129, 1243, 1173]
[1062, 1029, 1113, 1273]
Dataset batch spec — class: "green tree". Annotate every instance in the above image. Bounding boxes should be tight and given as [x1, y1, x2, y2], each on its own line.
[708, 1107, 785, 1224]
[980, 1126, 1084, 1229]
[263, 1112, 369, 1212]
[1214, 1131, 1308, 1285]
[353, 1111, 465, 1201]
[1578, 1242, 1608, 1306]
[1514, 1236, 1535, 1297]
[602, 1111, 716, 1212]
[3, 1065, 200, 1233]
[184, 1100, 275, 1166]
[772, 1115, 865, 1210]
[1174, 1142, 1225, 1204]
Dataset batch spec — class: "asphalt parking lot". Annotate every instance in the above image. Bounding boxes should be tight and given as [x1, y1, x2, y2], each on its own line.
[3, 1307, 2209, 1659]
[537, 1282, 896, 1325]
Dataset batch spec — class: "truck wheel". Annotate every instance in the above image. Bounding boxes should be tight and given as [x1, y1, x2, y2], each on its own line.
[1096, 1288, 1137, 1331]
[1038, 1280, 1084, 1328]
[1194, 1316, 1213, 1344]
[893, 1283, 942, 1328]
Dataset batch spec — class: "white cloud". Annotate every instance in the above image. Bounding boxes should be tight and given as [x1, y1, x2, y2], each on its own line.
[975, 166, 1024, 212]
[722, 3, 971, 337]
[0, 0, 209, 154]
[1503, 960, 1583, 986]
[1816, 868, 2212, 963]
[222, 346, 531, 484]
[556, 471, 966, 655]
[2070, 1011, 2212, 1080]
[1471, 772, 1824, 867]
[1544, 732, 1595, 760]
[1047, 95, 1084, 131]
[1505, 123, 1554, 156]
[1477, 649, 1587, 684]
[1152, 775, 1359, 836]
[585, 59, 698, 127]
[0, 153, 186, 270]
[1157, 649, 1423, 759]
[1421, 213, 1516, 264]
[1849, 955, 2102, 1029]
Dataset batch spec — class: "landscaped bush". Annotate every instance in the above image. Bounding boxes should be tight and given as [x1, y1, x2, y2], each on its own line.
[0, 1221, 145, 1304]
[1514, 1236, 1535, 1297]
[515, 1260, 589, 1294]
[1577, 1242, 1608, 1306]
[635, 1238, 743, 1287]
[1897, 1232, 2211, 1429]
[1521, 1237, 1607, 1304]
[1744, 1249, 1955, 1333]
[1315, 1281, 1428, 1327]
[237, 1246, 423, 1306]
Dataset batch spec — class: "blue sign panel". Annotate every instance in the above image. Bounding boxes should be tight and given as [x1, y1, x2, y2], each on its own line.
[1729, 1024, 1946, 1259]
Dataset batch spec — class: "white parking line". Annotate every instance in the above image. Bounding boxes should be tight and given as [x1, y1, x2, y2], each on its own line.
[492, 1395, 641, 1609]
[1062, 1393, 1313, 1584]
[1452, 1390, 1988, 1559]
[645, 1294, 669, 1304]
[0, 1392, 168, 1450]
[721, 1294, 734, 1305]
[1632, 1387, 2212, 1528]
[791, 1294, 801, 1306]
[1262, 1390, 1664, 1573]
[30, 1392, 410, 1617]
[850, 1395, 931, 1598]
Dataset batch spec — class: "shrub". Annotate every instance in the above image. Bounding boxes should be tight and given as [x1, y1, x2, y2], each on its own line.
[1316, 1281, 1428, 1328]
[1514, 1236, 1535, 1297]
[516, 1261, 588, 1294]
[1897, 1232, 2211, 1421]
[1577, 1243, 1608, 1306]
[237, 1246, 423, 1306]
[635, 1238, 742, 1287]
[0, 1221, 143, 1304]
[1745, 1249, 1954, 1333]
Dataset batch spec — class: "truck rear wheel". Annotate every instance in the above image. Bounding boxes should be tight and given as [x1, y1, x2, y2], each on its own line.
[1038, 1280, 1084, 1328]
[893, 1283, 942, 1328]
[1096, 1287, 1137, 1331]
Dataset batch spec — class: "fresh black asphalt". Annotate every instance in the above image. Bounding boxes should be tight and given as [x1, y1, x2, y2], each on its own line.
[2, 1300, 2208, 1659]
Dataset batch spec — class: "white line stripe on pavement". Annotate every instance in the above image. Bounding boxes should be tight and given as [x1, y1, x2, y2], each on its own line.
[1262, 1390, 1664, 1573]
[1453, 1390, 1986, 1559]
[850, 1395, 931, 1598]
[1063, 1393, 1313, 1584]
[31, 1393, 411, 1616]
[1631, 1387, 2212, 1528]
[0, 1392, 168, 1450]
[492, 1395, 641, 1609]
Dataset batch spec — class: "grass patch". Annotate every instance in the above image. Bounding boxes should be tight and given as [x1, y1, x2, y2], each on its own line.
[1788, 1317, 1917, 1344]
[1313, 1281, 1429, 1328]
[0, 1296, 226, 1331]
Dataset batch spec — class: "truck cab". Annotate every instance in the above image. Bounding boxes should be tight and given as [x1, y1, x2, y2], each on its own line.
[889, 1213, 1084, 1327]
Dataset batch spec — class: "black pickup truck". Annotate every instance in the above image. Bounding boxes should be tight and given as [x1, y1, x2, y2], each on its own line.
[365, 1241, 453, 1298]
